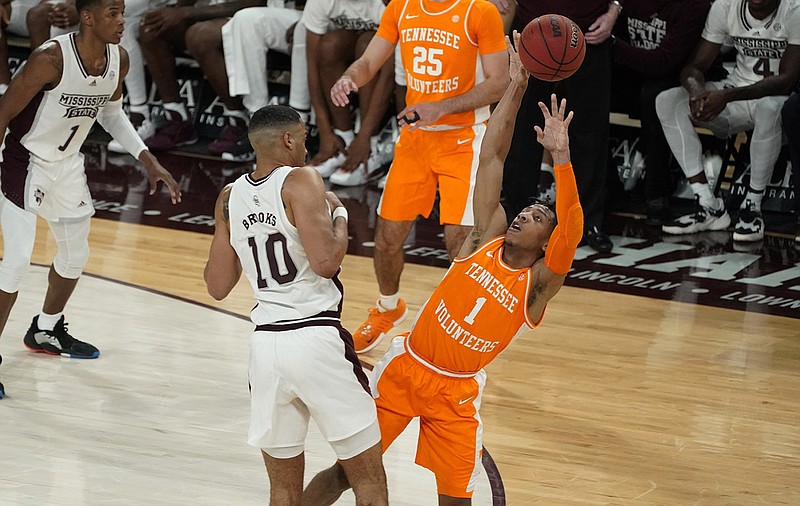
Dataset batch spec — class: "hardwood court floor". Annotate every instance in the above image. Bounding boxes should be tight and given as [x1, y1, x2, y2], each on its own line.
[1, 218, 799, 505]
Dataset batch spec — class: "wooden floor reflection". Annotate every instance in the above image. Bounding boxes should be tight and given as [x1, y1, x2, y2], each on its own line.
[1, 218, 798, 505]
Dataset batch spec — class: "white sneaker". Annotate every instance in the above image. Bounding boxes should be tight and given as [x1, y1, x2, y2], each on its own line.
[313, 152, 346, 178]
[732, 201, 764, 242]
[662, 196, 731, 235]
[330, 135, 395, 186]
[108, 117, 156, 154]
[377, 172, 388, 189]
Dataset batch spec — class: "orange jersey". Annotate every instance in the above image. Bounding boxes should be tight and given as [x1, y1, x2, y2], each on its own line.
[406, 237, 542, 375]
[376, 0, 506, 127]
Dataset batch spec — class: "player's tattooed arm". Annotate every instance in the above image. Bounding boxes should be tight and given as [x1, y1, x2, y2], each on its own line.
[222, 193, 230, 224]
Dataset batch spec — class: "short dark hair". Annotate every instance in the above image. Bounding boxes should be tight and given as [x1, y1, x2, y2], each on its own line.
[249, 105, 303, 135]
[76, 0, 107, 14]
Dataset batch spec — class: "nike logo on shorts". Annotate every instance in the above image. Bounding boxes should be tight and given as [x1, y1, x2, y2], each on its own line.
[458, 397, 474, 405]
[456, 138, 470, 145]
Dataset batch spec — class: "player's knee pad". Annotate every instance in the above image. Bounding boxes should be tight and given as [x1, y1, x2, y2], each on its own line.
[0, 198, 36, 293]
[50, 219, 91, 280]
[0, 251, 33, 293]
[655, 86, 687, 120]
[753, 96, 785, 123]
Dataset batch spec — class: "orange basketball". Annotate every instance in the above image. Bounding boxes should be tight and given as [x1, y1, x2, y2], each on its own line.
[518, 14, 586, 82]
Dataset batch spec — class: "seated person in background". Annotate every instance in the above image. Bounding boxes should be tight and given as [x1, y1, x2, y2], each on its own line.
[611, 0, 710, 226]
[656, 0, 800, 242]
[0, 0, 75, 93]
[0, 0, 151, 139]
[304, 0, 394, 185]
[139, 0, 264, 151]
[782, 84, 800, 244]
[186, 1, 309, 161]
[26, 0, 78, 48]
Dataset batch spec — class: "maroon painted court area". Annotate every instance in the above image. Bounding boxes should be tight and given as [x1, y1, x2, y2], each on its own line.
[83, 143, 800, 320]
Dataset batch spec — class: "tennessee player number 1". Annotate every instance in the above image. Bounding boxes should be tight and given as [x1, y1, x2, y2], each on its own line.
[463, 297, 487, 325]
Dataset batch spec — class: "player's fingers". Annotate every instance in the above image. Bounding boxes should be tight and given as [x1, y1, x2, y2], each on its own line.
[550, 94, 558, 115]
[563, 110, 574, 129]
[537, 101, 551, 119]
[558, 98, 567, 118]
[533, 125, 544, 141]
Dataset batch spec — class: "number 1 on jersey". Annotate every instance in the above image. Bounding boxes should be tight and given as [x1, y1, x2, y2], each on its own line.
[464, 297, 487, 325]
[57, 125, 79, 152]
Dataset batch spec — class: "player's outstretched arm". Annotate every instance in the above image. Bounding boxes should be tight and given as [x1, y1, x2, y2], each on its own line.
[458, 32, 528, 258]
[331, 36, 395, 107]
[204, 185, 242, 300]
[97, 48, 183, 203]
[527, 94, 581, 315]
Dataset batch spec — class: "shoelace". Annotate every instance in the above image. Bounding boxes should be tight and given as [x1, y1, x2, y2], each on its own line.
[49, 322, 76, 345]
[357, 308, 395, 335]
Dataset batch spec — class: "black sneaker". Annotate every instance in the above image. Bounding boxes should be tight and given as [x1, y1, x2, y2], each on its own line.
[662, 196, 731, 235]
[732, 201, 764, 242]
[221, 133, 255, 162]
[583, 226, 613, 253]
[645, 197, 671, 227]
[23, 316, 100, 359]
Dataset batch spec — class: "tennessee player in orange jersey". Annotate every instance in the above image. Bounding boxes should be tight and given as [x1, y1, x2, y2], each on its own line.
[329, 0, 509, 354]
[305, 33, 583, 505]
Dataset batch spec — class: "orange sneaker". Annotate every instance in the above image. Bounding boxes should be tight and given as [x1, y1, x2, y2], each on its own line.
[352, 299, 408, 353]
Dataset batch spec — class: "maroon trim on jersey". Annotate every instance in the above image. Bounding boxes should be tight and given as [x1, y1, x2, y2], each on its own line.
[1, 92, 44, 208]
[254, 314, 371, 393]
[254, 310, 342, 331]
[70, 32, 110, 78]
[338, 325, 372, 395]
[332, 270, 345, 315]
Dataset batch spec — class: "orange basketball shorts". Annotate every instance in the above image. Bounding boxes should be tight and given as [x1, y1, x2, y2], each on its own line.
[377, 123, 487, 226]
[371, 335, 487, 498]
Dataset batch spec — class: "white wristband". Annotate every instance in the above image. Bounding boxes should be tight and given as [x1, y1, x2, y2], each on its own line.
[332, 206, 349, 223]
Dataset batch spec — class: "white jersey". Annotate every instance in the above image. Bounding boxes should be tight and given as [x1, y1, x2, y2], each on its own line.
[301, 0, 385, 35]
[6, 33, 119, 163]
[228, 168, 344, 326]
[702, 0, 800, 87]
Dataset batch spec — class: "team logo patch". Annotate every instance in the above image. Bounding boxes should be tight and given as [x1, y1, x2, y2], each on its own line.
[253, 195, 261, 206]
[109, 71, 116, 80]
[34, 188, 45, 206]
[452, 15, 459, 23]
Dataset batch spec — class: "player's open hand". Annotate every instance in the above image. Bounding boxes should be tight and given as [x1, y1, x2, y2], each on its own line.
[507, 31, 529, 86]
[331, 77, 358, 107]
[534, 94, 572, 155]
[141, 153, 182, 204]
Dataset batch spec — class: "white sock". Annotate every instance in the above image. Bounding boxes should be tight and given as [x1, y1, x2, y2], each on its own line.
[129, 103, 149, 117]
[163, 102, 188, 121]
[223, 107, 249, 123]
[378, 293, 400, 312]
[741, 189, 764, 209]
[37, 312, 63, 331]
[691, 182, 719, 210]
[333, 128, 355, 147]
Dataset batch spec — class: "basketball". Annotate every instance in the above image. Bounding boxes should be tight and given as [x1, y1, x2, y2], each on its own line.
[518, 14, 586, 82]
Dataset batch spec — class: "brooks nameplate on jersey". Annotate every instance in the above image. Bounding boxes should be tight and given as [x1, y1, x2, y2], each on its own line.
[228, 168, 344, 326]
